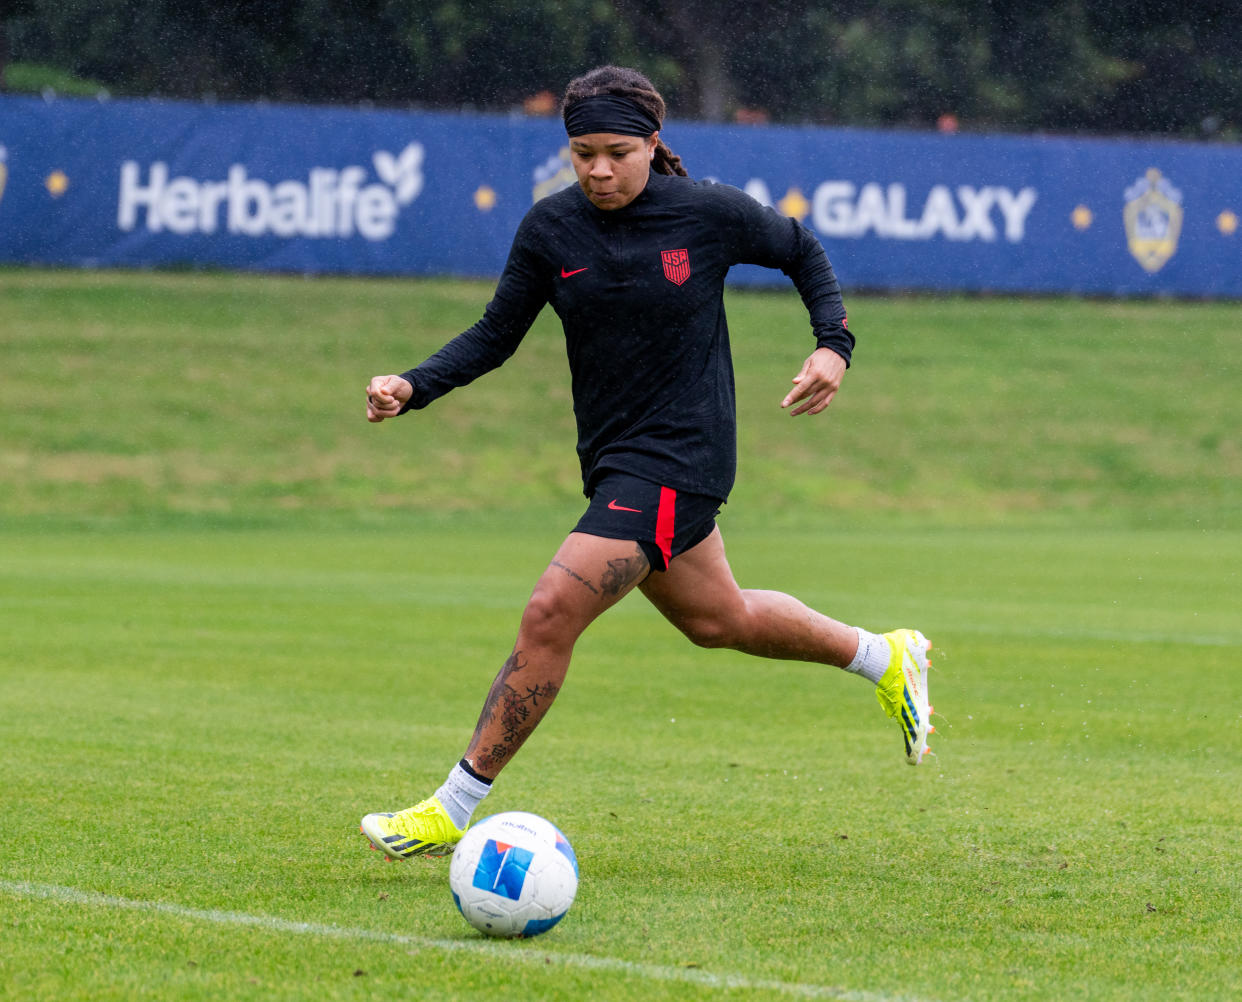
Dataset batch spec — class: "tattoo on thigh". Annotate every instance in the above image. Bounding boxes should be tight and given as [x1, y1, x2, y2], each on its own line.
[600, 545, 650, 596]
[551, 559, 599, 595]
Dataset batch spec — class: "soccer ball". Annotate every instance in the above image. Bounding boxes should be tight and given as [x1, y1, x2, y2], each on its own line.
[448, 811, 579, 938]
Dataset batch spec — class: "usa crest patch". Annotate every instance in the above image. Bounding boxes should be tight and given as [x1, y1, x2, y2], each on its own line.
[661, 248, 690, 286]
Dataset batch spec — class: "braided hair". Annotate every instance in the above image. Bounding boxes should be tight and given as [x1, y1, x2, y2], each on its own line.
[562, 66, 689, 178]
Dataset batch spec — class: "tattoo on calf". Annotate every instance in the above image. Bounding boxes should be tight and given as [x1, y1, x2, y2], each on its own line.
[469, 650, 561, 775]
[469, 650, 523, 747]
[499, 680, 560, 744]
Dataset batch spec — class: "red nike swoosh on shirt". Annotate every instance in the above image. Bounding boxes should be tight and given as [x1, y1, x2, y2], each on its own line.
[560, 267, 588, 278]
[607, 499, 642, 513]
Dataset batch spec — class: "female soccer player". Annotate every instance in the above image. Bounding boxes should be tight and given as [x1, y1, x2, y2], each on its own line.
[361, 66, 932, 860]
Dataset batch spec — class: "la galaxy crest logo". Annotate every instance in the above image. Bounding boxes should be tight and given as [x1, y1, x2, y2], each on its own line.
[532, 147, 575, 203]
[1123, 168, 1183, 273]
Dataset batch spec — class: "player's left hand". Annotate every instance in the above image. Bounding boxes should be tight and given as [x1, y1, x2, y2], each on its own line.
[781, 347, 847, 416]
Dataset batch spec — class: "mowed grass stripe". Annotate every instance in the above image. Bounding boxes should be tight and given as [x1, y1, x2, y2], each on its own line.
[2, 270, 1240, 1001]
[0, 880, 935, 1002]
[3, 523, 1237, 1000]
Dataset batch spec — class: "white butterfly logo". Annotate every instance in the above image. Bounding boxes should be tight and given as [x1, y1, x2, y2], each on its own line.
[372, 143, 425, 205]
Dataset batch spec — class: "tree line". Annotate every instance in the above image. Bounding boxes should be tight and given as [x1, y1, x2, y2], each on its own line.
[3, 1, 1239, 141]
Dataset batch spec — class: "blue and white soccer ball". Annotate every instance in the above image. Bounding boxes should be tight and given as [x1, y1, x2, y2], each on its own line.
[448, 811, 579, 938]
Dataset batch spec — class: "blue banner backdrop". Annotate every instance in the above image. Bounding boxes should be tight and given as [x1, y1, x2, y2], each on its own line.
[1, 94, 1240, 296]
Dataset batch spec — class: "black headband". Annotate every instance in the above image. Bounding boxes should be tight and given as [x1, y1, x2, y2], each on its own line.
[564, 94, 661, 138]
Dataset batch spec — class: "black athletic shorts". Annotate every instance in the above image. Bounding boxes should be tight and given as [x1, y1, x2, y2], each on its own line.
[573, 471, 722, 572]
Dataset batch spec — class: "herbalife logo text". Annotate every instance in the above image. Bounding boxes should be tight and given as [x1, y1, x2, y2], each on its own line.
[117, 143, 424, 241]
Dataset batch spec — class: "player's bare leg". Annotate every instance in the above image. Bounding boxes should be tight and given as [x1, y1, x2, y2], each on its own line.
[464, 532, 650, 779]
[638, 527, 858, 664]
[361, 533, 649, 858]
[639, 527, 934, 763]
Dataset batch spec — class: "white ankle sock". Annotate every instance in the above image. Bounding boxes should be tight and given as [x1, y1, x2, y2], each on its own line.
[435, 762, 492, 830]
[845, 627, 890, 684]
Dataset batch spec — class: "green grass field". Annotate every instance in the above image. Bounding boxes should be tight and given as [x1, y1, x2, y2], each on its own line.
[1, 269, 1240, 1001]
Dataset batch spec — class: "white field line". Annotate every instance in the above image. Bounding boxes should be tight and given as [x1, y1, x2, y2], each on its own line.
[1, 879, 936, 1002]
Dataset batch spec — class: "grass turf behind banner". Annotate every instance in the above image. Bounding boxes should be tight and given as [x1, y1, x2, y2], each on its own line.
[1, 269, 1239, 1001]
[1, 267, 1240, 528]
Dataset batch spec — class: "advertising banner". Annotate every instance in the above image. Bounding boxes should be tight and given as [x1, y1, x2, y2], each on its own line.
[1, 94, 1239, 296]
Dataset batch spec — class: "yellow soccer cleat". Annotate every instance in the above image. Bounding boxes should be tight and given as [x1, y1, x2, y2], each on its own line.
[875, 629, 933, 765]
[360, 796, 466, 860]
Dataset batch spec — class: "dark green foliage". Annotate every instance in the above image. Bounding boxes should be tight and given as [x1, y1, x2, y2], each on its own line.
[3, 1, 1240, 138]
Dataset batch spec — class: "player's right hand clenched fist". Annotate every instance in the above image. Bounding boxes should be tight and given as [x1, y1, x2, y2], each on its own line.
[366, 374, 413, 422]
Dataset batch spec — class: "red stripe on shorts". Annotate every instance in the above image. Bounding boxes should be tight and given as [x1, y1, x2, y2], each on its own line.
[655, 486, 677, 567]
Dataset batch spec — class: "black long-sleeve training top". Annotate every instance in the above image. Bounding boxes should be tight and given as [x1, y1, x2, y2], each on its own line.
[399, 170, 853, 501]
